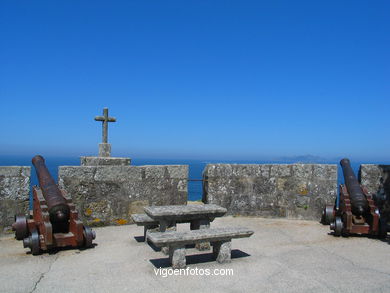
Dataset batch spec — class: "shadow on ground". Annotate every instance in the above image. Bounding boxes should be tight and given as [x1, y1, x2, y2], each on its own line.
[149, 249, 250, 268]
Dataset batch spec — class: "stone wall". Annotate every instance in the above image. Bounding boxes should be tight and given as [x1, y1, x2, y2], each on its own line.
[202, 164, 337, 220]
[0, 167, 31, 232]
[359, 164, 390, 196]
[58, 165, 188, 226]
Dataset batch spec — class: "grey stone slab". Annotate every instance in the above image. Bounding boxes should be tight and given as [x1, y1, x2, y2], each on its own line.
[291, 164, 313, 179]
[166, 165, 189, 179]
[93, 166, 143, 181]
[58, 166, 96, 180]
[143, 166, 166, 178]
[0, 166, 30, 178]
[204, 164, 270, 178]
[313, 164, 338, 180]
[147, 227, 254, 247]
[144, 204, 227, 221]
[131, 214, 159, 226]
[138, 165, 189, 179]
[203, 163, 337, 220]
[0, 167, 31, 200]
[270, 164, 292, 177]
[80, 156, 131, 166]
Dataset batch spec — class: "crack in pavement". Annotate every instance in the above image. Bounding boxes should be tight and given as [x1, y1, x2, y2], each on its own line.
[29, 255, 59, 293]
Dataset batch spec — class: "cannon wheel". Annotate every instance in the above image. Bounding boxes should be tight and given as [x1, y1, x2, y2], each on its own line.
[30, 230, 41, 255]
[83, 226, 95, 248]
[321, 205, 334, 225]
[23, 230, 40, 255]
[333, 217, 343, 236]
[13, 215, 28, 240]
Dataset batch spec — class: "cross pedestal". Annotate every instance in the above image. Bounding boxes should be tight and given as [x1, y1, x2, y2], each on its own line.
[99, 143, 111, 157]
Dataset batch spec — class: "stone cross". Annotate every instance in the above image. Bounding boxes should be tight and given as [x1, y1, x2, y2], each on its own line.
[94, 108, 116, 143]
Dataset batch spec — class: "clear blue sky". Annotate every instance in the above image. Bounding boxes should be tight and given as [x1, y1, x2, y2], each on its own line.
[0, 1, 389, 161]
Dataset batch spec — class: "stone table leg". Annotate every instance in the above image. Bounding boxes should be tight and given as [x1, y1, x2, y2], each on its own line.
[212, 240, 232, 263]
[144, 224, 159, 242]
[169, 245, 186, 269]
[159, 220, 169, 232]
[190, 219, 210, 251]
[160, 220, 176, 255]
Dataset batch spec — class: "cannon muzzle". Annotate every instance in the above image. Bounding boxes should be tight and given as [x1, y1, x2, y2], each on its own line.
[32, 155, 70, 223]
[340, 158, 369, 216]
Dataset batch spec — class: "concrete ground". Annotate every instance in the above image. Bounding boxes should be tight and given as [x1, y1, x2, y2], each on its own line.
[0, 216, 389, 293]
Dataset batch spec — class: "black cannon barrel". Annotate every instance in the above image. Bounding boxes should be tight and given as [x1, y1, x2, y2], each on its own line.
[32, 155, 70, 223]
[340, 158, 369, 216]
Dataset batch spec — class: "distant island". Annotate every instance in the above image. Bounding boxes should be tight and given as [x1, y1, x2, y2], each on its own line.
[273, 155, 330, 164]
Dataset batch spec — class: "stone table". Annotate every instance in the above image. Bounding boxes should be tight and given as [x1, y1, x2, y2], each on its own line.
[144, 204, 227, 231]
[144, 204, 227, 251]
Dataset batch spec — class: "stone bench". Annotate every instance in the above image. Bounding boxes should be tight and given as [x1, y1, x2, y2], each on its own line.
[132, 213, 213, 246]
[131, 214, 159, 240]
[143, 204, 227, 251]
[147, 227, 254, 268]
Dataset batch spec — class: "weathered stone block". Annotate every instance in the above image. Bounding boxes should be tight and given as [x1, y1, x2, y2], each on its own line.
[359, 164, 390, 196]
[58, 165, 188, 227]
[213, 240, 231, 263]
[0, 167, 31, 232]
[203, 164, 337, 220]
[98, 143, 111, 157]
[169, 246, 186, 269]
[80, 156, 131, 166]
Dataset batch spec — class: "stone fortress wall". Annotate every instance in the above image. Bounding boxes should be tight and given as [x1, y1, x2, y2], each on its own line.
[1, 109, 388, 231]
[1, 161, 388, 232]
[0, 167, 30, 232]
[202, 164, 337, 220]
[58, 165, 188, 226]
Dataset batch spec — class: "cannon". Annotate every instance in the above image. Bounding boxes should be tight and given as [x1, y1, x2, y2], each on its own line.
[12, 155, 95, 254]
[322, 158, 385, 237]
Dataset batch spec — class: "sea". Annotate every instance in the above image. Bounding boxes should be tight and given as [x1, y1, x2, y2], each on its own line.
[0, 155, 369, 202]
